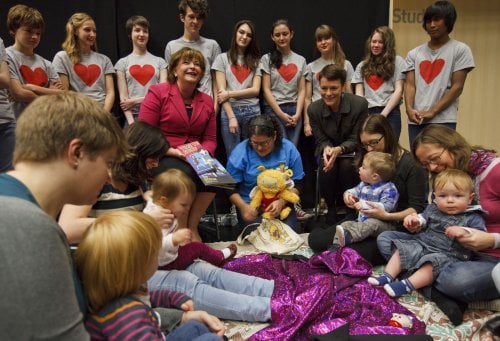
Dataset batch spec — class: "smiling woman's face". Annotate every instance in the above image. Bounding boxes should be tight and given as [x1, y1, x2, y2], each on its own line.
[415, 143, 455, 173]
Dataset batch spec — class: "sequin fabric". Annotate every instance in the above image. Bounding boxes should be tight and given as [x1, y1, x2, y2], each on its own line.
[224, 248, 426, 340]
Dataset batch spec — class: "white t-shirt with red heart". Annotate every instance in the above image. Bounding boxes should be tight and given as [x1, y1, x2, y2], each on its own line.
[114, 52, 167, 116]
[52, 50, 115, 105]
[352, 55, 406, 109]
[304, 58, 354, 102]
[6, 46, 59, 118]
[259, 51, 306, 105]
[405, 39, 475, 124]
[211, 52, 261, 107]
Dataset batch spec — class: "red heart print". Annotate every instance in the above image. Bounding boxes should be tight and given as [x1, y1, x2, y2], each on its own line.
[74, 63, 101, 86]
[366, 75, 384, 91]
[419, 59, 445, 84]
[129, 64, 155, 86]
[19, 66, 48, 86]
[277, 63, 298, 82]
[230, 65, 251, 84]
[315, 72, 321, 81]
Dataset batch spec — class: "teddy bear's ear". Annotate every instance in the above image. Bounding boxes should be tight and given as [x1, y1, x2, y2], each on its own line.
[257, 165, 266, 172]
[285, 169, 293, 177]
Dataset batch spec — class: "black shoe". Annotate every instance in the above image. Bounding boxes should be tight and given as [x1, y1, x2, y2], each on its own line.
[430, 287, 467, 326]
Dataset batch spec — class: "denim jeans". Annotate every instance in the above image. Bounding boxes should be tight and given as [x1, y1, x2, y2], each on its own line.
[166, 320, 221, 341]
[377, 230, 500, 301]
[263, 103, 302, 146]
[148, 261, 273, 322]
[368, 106, 401, 142]
[220, 104, 260, 157]
[408, 122, 456, 146]
[0, 122, 16, 173]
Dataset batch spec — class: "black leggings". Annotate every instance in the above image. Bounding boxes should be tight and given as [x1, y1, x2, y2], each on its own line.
[308, 226, 386, 266]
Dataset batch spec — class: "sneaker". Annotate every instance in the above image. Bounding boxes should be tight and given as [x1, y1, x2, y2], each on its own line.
[332, 225, 345, 247]
[295, 204, 313, 220]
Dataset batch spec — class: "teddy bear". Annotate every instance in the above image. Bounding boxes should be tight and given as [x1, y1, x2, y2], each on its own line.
[249, 165, 300, 220]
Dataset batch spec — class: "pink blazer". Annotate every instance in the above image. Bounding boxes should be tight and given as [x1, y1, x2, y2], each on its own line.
[139, 82, 216, 155]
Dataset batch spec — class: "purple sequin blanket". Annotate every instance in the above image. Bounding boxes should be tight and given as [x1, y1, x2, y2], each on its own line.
[224, 248, 426, 340]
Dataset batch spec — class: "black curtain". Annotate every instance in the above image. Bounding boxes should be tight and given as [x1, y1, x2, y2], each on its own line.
[1, 0, 389, 211]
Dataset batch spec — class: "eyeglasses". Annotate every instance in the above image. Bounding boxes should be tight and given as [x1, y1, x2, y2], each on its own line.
[420, 149, 446, 168]
[250, 137, 273, 148]
[361, 136, 384, 149]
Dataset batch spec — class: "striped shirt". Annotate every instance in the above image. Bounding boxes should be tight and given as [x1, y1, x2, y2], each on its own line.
[86, 289, 189, 340]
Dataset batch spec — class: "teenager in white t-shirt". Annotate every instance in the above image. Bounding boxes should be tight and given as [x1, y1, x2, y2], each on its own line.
[53, 13, 115, 112]
[212, 20, 261, 156]
[404, 1, 474, 144]
[115, 16, 167, 125]
[352, 26, 406, 140]
[260, 19, 306, 147]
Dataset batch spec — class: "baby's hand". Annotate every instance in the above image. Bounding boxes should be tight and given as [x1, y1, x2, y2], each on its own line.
[173, 228, 192, 246]
[180, 299, 194, 312]
[445, 226, 471, 239]
[343, 192, 358, 207]
[403, 214, 421, 232]
[353, 201, 363, 211]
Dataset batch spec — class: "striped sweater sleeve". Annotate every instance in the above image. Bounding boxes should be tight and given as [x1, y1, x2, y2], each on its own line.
[85, 298, 167, 340]
[150, 289, 191, 309]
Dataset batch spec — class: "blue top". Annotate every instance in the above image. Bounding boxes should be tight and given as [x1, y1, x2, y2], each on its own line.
[227, 138, 304, 202]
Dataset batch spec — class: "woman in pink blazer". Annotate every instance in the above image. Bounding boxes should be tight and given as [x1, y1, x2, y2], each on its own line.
[139, 47, 216, 241]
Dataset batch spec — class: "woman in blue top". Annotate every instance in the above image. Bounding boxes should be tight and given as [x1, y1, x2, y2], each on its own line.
[227, 115, 305, 232]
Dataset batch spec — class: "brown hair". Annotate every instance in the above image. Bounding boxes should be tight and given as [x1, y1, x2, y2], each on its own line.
[7, 4, 45, 34]
[433, 168, 473, 193]
[14, 92, 127, 164]
[167, 47, 206, 83]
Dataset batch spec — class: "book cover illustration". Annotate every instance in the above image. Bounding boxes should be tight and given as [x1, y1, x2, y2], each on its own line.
[178, 142, 236, 189]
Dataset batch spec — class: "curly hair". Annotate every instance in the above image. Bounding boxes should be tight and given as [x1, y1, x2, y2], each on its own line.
[178, 0, 210, 19]
[361, 26, 396, 81]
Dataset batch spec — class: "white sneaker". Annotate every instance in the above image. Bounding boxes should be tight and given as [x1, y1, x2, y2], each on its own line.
[332, 225, 346, 247]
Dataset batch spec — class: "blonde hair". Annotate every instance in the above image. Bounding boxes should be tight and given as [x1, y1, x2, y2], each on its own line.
[14, 92, 128, 164]
[75, 211, 162, 312]
[363, 151, 395, 182]
[62, 12, 96, 64]
[151, 169, 196, 203]
[433, 168, 473, 193]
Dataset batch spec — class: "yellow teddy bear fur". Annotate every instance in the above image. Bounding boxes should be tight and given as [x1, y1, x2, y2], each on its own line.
[249, 165, 300, 220]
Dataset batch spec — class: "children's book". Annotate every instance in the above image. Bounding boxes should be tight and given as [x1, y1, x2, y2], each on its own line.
[178, 142, 236, 189]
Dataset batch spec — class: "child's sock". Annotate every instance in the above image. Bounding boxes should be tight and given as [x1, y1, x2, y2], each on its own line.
[222, 243, 237, 260]
[332, 225, 346, 247]
[367, 272, 394, 286]
[384, 278, 415, 297]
